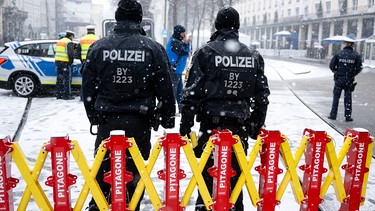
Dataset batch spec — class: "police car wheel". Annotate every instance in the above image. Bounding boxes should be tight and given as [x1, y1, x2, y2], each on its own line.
[12, 74, 38, 97]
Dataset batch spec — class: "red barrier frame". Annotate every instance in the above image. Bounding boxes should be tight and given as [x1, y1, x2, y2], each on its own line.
[255, 130, 283, 211]
[44, 136, 77, 211]
[0, 136, 18, 211]
[208, 129, 237, 211]
[299, 129, 329, 211]
[103, 131, 133, 211]
[339, 128, 372, 211]
[158, 133, 186, 211]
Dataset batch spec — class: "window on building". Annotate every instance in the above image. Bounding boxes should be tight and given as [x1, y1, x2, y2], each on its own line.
[316, 2, 323, 18]
[353, 0, 358, 10]
[305, 6, 309, 16]
[348, 20, 358, 38]
[263, 13, 267, 24]
[296, 8, 300, 15]
[339, 0, 348, 15]
[326, 2, 331, 14]
[288, 9, 292, 16]
[274, 11, 279, 22]
[369, 0, 375, 7]
[363, 18, 374, 37]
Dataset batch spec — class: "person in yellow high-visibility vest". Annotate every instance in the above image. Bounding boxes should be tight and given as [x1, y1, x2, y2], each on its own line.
[78, 25, 98, 100]
[78, 25, 98, 68]
[55, 30, 75, 100]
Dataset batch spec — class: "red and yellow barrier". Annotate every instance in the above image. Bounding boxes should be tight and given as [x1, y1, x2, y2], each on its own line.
[0, 128, 373, 211]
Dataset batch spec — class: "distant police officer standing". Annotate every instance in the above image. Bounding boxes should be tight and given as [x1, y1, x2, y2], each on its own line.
[81, 1, 175, 210]
[179, 6, 270, 211]
[328, 38, 362, 122]
[55, 30, 75, 100]
[77, 25, 98, 65]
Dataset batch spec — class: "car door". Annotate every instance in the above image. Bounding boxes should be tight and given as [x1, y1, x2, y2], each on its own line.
[15, 42, 56, 85]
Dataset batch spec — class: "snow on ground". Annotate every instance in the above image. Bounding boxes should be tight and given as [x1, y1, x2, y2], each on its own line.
[0, 58, 374, 210]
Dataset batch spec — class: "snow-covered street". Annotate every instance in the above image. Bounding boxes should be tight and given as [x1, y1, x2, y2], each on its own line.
[1, 58, 374, 210]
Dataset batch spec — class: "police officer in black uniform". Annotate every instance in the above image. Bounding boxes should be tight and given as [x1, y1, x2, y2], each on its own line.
[179, 6, 270, 211]
[81, 1, 175, 210]
[328, 38, 362, 122]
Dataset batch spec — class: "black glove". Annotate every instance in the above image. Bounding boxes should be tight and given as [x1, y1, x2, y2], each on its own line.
[180, 122, 192, 136]
[180, 110, 194, 136]
[161, 116, 175, 129]
[349, 82, 357, 92]
[248, 105, 267, 139]
[333, 72, 338, 80]
[248, 120, 262, 140]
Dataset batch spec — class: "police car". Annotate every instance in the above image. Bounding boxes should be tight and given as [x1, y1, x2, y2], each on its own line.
[0, 39, 82, 97]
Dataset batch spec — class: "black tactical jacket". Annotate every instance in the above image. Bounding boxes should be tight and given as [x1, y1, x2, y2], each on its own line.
[329, 46, 362, 79]
[81, 21, 176, 127]
[181, 29, 270, 125]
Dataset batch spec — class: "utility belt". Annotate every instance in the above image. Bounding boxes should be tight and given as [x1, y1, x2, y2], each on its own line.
[202, 114, 246, 125]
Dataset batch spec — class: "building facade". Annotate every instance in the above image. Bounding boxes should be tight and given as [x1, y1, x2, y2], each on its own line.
[2, 0, 28, 43]
[234, 0, 375, 57]
[1, 0, 95, 45]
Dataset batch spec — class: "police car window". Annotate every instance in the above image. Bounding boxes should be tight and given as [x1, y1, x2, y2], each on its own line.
[16, 44, 40, 56]
[50, 44, 56, 56]
[40, 43, 55, 58]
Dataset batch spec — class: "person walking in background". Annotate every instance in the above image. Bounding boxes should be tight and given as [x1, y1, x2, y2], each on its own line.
[81, 0, 176, 210]
[55, 30, 75, 100]
[77, 25, 98, 66]
[166, 24, 192, 113]
[179, 6, 270, 211]
[328, 38, 362, 122]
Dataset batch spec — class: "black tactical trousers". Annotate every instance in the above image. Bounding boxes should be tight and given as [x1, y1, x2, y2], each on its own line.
[89, 113, 152, 211]
[194, 116, 249, 211]
[330, 78, 354, 118]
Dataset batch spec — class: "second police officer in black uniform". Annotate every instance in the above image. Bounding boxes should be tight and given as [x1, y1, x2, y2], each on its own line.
[328, 38, 362, 122]
[81, 0, 176, 210]
[180, 6, 270, 211]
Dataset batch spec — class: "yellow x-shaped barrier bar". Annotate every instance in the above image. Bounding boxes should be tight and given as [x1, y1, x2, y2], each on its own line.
[362, 138, 374, 206]
[11, 142, 52, 211]
[180, 136, 214, 210]
[277, 134, 306, 204]
[127, 137, 163, 210]
[320, 135, 374, 205]
[320, 135, 349, 202]
[71, 140, 109, 211]
[128, 137, 163, 210]
[6, 130, 374, 211]
[230, 135, 262, 206]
